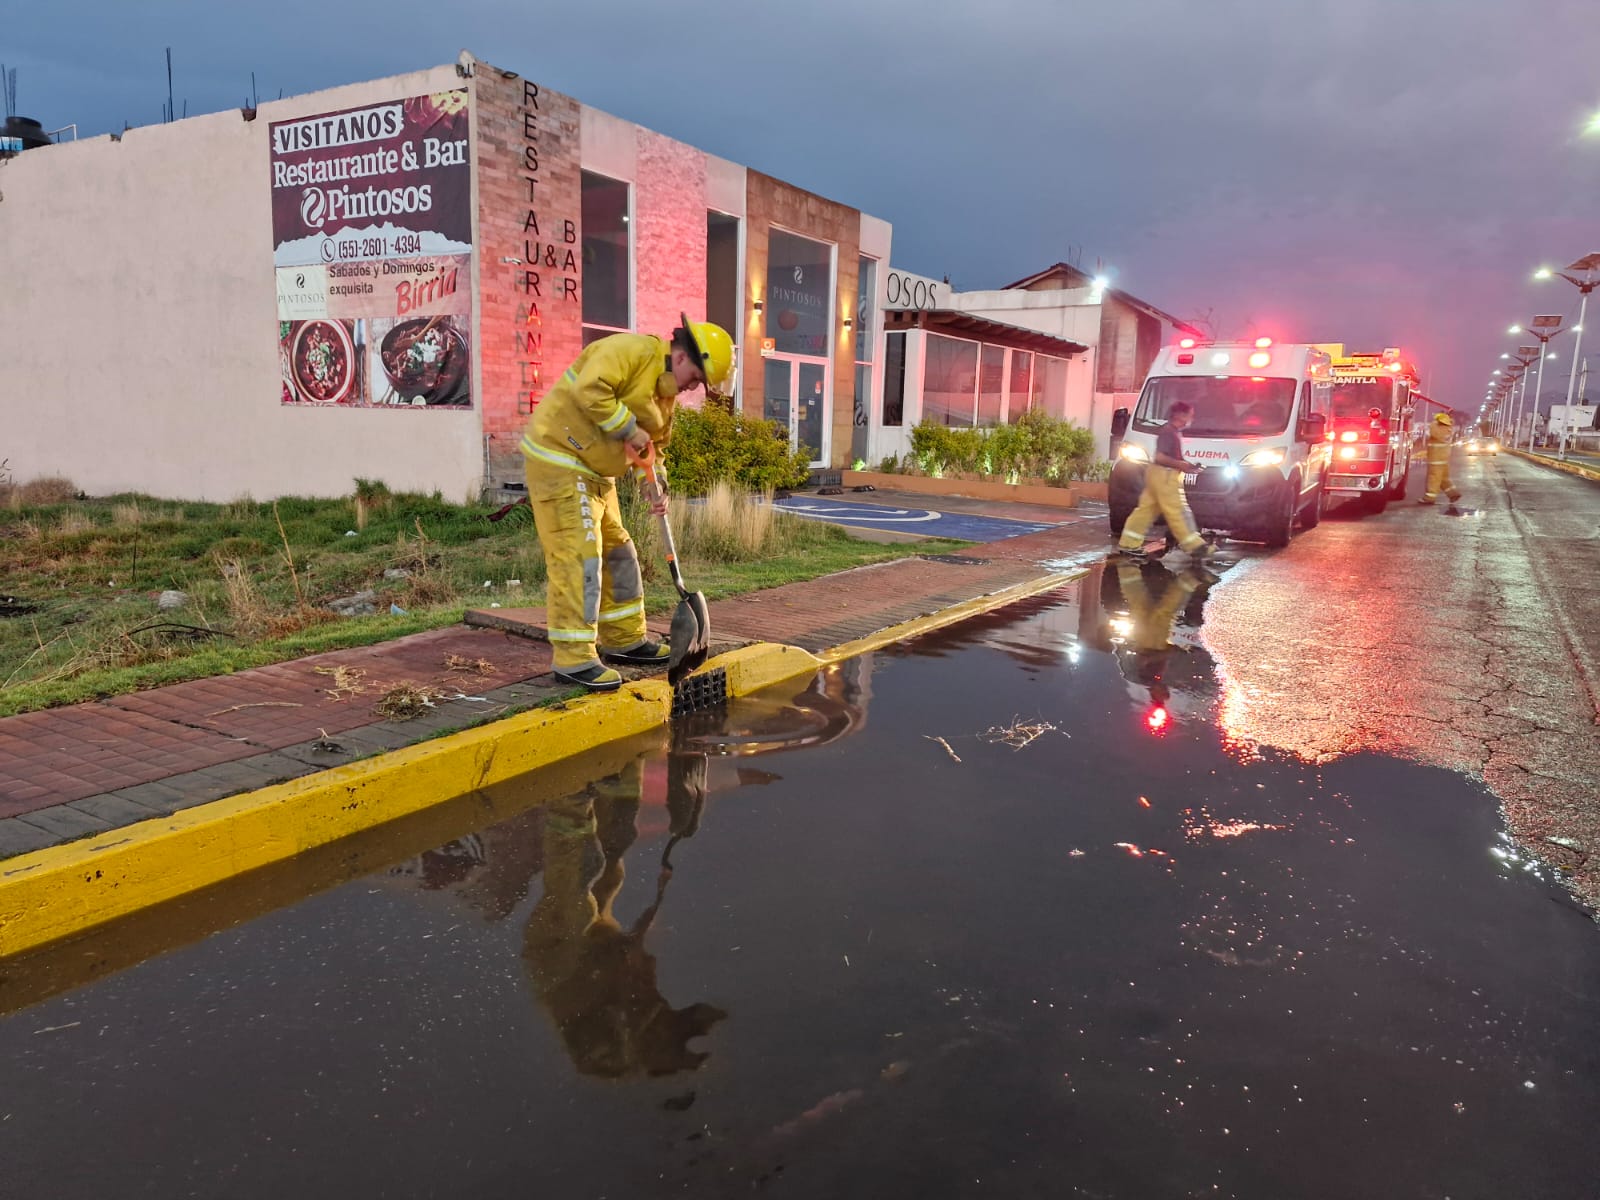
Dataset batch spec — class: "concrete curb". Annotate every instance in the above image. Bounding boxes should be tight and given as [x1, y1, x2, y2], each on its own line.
[0, 569, 1083, 959]
[1506, 448, 1600, 483]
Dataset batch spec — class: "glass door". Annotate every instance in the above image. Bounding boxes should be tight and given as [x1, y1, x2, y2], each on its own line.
[797, 361, 826, 465]
[763, 356, 828, 467]
[764, 358, 793, 434]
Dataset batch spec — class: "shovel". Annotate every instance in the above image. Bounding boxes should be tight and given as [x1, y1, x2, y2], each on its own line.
[631, 444, 709, 685]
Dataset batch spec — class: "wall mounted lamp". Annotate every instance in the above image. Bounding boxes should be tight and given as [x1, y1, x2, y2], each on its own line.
[752, 299, 764, 314]
[842, 317, 854, 331]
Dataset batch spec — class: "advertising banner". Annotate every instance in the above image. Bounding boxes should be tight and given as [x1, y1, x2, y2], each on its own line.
[270, 90, 473, 408]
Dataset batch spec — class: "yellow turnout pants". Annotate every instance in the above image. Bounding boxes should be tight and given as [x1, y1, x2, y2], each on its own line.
[1119, 465, 1205, 552]
[527, 463, 649, 670]
[1423, 457, 1460, 503]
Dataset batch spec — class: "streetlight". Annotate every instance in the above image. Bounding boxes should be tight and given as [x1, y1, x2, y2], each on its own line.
[1509, 314, 1564, 450]
[1534, 253, 1600, 459]
[1506, 346, 1540, 445]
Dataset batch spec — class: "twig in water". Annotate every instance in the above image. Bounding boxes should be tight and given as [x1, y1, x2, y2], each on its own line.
[982, 716, 1059, 751]
[924, 735, 962, 763]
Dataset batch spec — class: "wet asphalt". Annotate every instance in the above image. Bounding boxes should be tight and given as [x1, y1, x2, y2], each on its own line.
[2, 529, 1598, 1198]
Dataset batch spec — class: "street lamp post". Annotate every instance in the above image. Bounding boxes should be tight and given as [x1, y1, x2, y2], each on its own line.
[1509, 316, 1563, 450]
[1508, 347, 1539, 447]
[1535, 253, 1600, 459]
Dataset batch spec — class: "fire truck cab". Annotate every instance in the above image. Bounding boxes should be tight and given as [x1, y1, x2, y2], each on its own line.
[1317, 345, 1420, 514]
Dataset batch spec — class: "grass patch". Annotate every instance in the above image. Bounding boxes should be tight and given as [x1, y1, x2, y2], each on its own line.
[0, 484, 968, 716]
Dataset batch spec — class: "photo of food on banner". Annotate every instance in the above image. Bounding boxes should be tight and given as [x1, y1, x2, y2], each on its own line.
[279, 319, 366, 406]
[368, 314, 470, 407]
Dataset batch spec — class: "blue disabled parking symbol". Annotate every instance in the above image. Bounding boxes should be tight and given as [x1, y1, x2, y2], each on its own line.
[771, 495, 1060, 543]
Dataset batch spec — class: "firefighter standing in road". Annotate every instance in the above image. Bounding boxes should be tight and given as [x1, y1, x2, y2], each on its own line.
[1418, 411, 1463, 506]
[1117, 400, 1215, 563]
[521, 315, 735, 692]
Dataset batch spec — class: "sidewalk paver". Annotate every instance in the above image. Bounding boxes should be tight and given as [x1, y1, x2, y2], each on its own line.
[0, 515, 1112, 862]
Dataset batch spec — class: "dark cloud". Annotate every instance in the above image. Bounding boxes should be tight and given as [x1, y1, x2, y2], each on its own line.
[16, 0, 1600, 404]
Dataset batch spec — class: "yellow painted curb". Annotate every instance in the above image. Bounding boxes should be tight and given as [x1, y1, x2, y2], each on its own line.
[1506, 448, 1600, 483]
[0, 683, 673, 959]
[0, 566, 1086, 960]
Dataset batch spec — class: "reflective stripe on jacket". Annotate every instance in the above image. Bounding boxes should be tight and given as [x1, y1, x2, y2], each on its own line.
[521, 333, 678, 478]
[1426, 426, 1452, 465]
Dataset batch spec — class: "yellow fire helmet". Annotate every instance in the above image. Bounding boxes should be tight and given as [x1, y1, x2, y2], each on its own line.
[1434, 411, 1454, 426]
[679, 313, 736, 398]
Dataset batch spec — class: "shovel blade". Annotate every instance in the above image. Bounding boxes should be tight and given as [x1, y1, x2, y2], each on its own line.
[666, 590, 711, 685]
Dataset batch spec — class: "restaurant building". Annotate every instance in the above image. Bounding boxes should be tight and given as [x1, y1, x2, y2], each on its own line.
[0, 52, 892, 499]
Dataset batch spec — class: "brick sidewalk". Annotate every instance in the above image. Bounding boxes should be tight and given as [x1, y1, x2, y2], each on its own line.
[0, 520, 1110, 859]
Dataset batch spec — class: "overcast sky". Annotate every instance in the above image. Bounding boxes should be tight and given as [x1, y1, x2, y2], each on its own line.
[14, 0, 1600, 408]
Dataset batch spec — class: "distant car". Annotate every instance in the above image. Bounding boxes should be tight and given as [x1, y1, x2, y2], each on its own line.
[1465, 437, 1500, 456]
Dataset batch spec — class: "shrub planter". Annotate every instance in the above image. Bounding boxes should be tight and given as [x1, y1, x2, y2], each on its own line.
[841, 470, 1079, 509]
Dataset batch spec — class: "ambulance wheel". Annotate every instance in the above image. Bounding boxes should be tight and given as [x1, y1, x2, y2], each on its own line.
[1300, 479, 1327, 530]
[1263, 476, 1298, 548]
[1109, 502, 1132, 538]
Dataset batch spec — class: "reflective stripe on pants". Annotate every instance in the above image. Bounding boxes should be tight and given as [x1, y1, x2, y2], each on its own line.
[527, 464, 650, 670]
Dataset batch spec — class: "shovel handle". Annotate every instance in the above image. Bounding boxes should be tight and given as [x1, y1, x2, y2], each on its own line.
[635, 457, 690, 597]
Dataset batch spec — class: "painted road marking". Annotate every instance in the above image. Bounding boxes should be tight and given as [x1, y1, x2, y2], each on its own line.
[773, 495, 1062, 542]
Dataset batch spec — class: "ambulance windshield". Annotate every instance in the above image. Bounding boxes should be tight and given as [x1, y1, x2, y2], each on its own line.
[1133, 376, 1297, 437]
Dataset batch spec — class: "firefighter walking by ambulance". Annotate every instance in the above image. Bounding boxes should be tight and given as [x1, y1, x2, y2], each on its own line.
[1418, 411, 1463, 506]
[520, 315, 735, 692]
[1117, 400, 1216, 563]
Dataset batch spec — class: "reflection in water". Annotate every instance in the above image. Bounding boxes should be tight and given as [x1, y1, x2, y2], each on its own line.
[524, 755, 727, 1079]
[1098, 560, 1216, 727]
[386, 661, 878, 1081]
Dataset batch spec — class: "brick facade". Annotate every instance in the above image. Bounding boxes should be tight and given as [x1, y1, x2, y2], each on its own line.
[634, 129, 708, 345]
[473, 67, 583, 488]
[744, 172, 861, 470]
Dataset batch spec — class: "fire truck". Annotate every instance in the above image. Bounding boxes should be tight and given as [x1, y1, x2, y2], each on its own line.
[1316, 345, 1420, 514]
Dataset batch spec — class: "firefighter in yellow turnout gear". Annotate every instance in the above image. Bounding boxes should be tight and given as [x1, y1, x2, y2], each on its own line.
[521, 316, 735, 691]
[1118, 400, 1215, 563]
[1418, 411, 1462, 505]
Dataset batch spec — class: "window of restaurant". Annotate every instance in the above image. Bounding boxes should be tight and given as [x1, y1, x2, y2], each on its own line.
[852, 257, 878, 462]
[977, 345, 1006, 427]
[581, 172, 632, 346]
[882, 331, 906, 427]
[923, 333, 979, 427]
[1007, 350, 1033, 423]
[706, 210, 741, 403]
[765, 231, 833, 357]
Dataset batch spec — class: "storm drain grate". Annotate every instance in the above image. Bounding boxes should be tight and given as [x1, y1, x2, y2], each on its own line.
[672, 667, 728, 717]
[919, 554, 989, 566]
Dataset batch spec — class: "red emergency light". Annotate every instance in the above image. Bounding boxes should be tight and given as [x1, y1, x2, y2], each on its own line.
[1254, 336, 1273, 349]
[1178, 337, 1197, 349]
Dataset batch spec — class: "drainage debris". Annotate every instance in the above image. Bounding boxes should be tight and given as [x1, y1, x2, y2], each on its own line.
[981, 716, 1060, 751]
[924, 735, 962, 763]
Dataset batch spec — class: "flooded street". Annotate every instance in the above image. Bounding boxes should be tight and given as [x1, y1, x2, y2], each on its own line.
[3, 568, 1599, 1199]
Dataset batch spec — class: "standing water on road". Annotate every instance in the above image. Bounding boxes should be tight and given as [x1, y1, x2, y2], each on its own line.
[3, 565, 1598, 1199]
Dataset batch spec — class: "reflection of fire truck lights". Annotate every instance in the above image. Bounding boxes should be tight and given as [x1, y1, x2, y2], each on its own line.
[1147, 706, 1170, 732]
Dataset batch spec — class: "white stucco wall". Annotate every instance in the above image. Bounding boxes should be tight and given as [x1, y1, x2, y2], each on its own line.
[0, 64, 483, 501]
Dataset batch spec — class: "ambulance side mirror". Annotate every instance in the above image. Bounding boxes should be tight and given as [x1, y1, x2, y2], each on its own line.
[1298, 413, 1326, 443]
[1111, 407, 1131, 437]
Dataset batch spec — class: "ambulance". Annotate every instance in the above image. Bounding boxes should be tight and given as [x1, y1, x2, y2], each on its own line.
[1316, 345, 1420, 514]
[1109, 338, 1333, 548]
